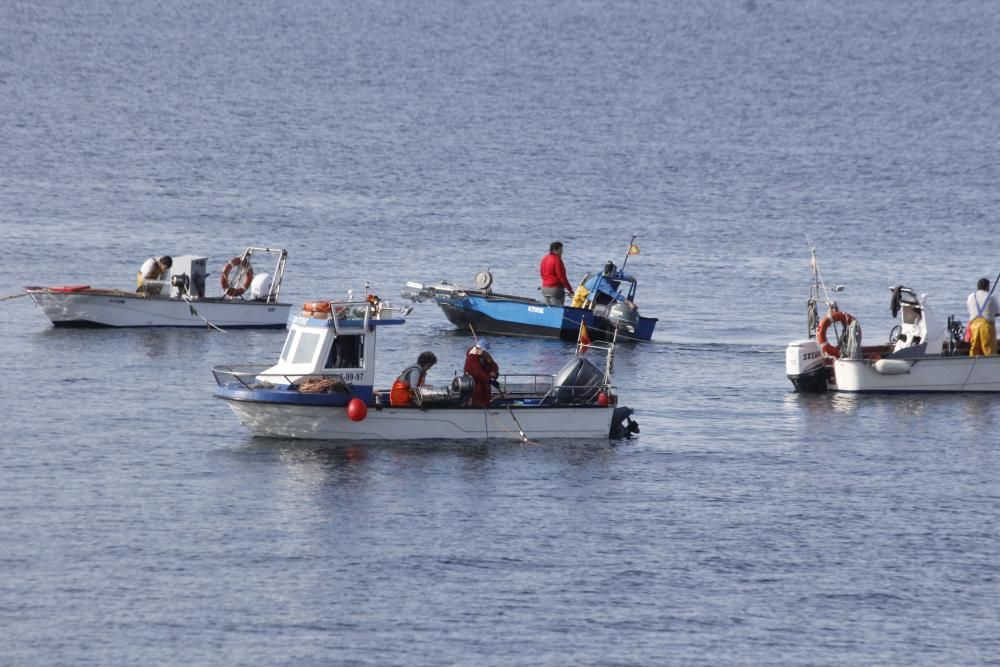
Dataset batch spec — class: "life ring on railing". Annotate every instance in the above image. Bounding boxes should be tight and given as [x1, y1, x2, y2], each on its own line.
[302, 300, 332, 314]
[220, 257, 254, 298]
[816, 310, 856, 358]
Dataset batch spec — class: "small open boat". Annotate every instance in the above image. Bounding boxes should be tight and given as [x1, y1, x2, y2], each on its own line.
[402, 238, 657, 342]
[26, 247, 291, 328]
[786, 249, 1000, 393]
[213, 294, 639, 440]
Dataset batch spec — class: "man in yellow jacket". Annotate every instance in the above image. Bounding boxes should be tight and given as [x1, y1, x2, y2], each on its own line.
[966, 277, 998, 356]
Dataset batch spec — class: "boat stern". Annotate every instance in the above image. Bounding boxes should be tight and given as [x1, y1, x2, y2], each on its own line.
[786, 339, 828, 392]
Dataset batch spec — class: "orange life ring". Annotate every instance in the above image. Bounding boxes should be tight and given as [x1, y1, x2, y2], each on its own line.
[220, 257, 254, 298]
[302, 301, 332, 313]
[816, 310, 856, 358]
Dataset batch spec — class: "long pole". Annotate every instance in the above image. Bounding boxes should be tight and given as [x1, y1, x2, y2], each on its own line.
[620, 234, 639, 273]
[987, 271, 1000, 302]
[468, 323, 528, 442]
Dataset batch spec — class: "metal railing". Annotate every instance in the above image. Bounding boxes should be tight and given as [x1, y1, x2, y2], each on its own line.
[213, 365, 615, 406]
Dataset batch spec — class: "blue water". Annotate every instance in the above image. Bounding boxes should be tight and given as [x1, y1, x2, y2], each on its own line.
[3, 1, 1000, 664]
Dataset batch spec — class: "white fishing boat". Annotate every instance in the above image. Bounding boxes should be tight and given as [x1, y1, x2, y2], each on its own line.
[213, 294, 639, 441]
[786, 249, 1000, 393]
[26, 247, 291, 328]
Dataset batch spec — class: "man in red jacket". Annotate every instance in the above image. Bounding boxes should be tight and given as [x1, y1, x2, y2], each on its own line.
[539, 241, 573, 305]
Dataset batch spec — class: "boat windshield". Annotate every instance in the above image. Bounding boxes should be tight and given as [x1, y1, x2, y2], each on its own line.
[582, 270, 634, 304]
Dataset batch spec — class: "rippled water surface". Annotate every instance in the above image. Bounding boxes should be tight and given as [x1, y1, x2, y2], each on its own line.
[2, 1, 1000, 664]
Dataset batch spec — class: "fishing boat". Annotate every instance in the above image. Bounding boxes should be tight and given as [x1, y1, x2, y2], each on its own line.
[25, 247, 291, 328]
[402, 237, 657, 342]
[785, 249, 1000, 393]
[212, 294, 639, 440]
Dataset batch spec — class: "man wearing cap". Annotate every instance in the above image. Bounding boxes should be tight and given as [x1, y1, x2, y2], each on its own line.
[464, 339, 500, 407]
[136, 255, 172, 294]
[539, 241, 573, 306]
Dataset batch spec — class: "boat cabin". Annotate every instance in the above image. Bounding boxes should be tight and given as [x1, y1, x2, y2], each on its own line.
[889, 286, 948, 355]
[257, 299, 405, 401]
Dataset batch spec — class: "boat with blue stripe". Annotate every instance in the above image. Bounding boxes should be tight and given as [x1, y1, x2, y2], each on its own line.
[213, 293, 639, 441]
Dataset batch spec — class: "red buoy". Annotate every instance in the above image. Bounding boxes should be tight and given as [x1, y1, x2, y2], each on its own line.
[596, 391, 609, 406]
[346, 398, 368, 422]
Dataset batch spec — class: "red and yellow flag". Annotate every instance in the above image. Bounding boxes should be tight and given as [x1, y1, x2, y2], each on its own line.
[628, 243, 640, 256]
[578, 320, 591, 353]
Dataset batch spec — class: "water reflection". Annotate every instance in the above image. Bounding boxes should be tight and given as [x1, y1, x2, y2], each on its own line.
[782, 389, 1000, 441]
[245, 437, 620, 486]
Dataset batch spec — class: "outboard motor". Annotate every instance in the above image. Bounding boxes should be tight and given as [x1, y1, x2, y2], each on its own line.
[608, 300, 639, 335]
[785, 339, 828, 392]
[552, 355, 605, 402]
[610, 406, 639, 439]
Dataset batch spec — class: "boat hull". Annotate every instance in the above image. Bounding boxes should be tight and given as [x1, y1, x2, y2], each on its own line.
[436, 295, 656, 341]
[218, 397, 615, 440]
[833, 356, 1000, 392]
[27, 289, 290, 328]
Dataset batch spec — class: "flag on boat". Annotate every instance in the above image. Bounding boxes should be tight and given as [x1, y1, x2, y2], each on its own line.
[628, 243, 640, 256]
[578, 320, 591, 354]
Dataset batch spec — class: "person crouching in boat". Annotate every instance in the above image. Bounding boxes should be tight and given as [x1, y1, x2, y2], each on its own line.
[136, 255, 172, 294]
[464, 340, 500, 407]
[390, 351, 437, 407]
[967, 277, 999, 356]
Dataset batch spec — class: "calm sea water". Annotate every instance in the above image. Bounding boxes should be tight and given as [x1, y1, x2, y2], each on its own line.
[2, 1, 1000, 664]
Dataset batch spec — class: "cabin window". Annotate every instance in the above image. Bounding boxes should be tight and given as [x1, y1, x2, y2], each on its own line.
[325, 334, 364, 369]
[279, 331, 298, 362]
[292, 332, 322, 364]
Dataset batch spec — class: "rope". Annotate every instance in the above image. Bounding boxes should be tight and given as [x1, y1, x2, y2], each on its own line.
[0, 292, 29, 302]
[841, 319, 862, 359]
[485, 408, 540, 446]
[807, 298, 818, 337]
[558, 312, 651, 344]
[182, 295, 228, 333]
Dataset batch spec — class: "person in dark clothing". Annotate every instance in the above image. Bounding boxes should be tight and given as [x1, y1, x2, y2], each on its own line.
[463, 340, 500, 407]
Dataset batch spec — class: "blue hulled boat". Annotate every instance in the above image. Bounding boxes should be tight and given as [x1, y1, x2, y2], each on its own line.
[403, 240, 658, 342]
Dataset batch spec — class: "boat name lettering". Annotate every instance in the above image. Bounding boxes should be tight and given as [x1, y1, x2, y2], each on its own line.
[108, 298, 126, 304]
[527, 306, 544, 314]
